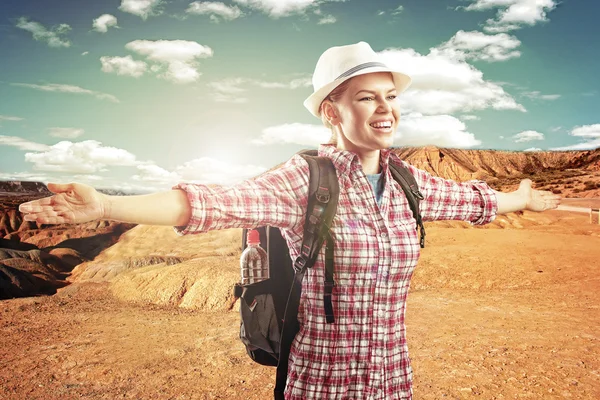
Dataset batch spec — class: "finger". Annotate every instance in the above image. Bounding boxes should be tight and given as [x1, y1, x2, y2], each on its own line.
[19, 200, 59, 213]
[47, 182, 74, 194]
[22, 208, 61, 220]
[19, 195, 57, 211]
[23, 213, 70, 224]
[32, 204, 71, 213]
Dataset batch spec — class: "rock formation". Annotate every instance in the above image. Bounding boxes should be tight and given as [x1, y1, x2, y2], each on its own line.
[1, 146, 598, 301]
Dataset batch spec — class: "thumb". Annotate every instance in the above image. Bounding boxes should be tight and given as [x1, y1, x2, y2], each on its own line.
[518, 179, 533, 191]
[47, 182, 74, 194]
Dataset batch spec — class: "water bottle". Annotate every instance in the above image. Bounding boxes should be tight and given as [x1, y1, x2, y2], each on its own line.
[240, 229, 269, 284]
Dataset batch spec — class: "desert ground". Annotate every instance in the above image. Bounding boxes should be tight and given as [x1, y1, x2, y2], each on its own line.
[1, 205, 599, 400]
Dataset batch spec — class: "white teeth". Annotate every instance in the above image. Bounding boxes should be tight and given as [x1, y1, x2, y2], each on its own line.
[370, 121, 392, 128]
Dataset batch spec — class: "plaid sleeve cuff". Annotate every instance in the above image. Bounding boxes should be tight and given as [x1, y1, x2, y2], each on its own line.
[469, 181, 498, 225]
[171, 182, 210, 236]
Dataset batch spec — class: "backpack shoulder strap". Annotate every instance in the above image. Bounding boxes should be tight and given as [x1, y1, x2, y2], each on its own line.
[295, 153, 339, 271]
[274, 151, 339, 400]
[389, 161, 426, 248]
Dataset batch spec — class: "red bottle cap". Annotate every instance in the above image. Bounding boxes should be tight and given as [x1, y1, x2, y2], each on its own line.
[246, 229, 261, 245]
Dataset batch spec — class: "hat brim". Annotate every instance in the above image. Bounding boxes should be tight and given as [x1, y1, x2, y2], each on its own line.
[303, 67, 412, 118]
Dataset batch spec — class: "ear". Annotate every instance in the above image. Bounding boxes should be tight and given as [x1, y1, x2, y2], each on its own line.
[321, 101, 340, 126]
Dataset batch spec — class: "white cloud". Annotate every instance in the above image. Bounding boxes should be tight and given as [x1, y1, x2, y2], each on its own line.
[125, 40, 213, 83]
[437, 30, 521, 62]
[570, 124, 600, 139]
[512, 130, 545, 142]
[186, 2, 243, 22]
[391, 5, 404, 15]
[207, 76, 311, 102]
[130, 156, 268, 186]
[0, 115, 24, 122]
[395, 113, 482, 148]
[550, 139, 600, 151]
[318, 15, 336, 24]
[521, 91, 561, 100]
[93, 14, 118, 33]
[378, 47, 525, 115]
[252, 123, 330, 146]
[253, 77, 312, 89]
[537, 124, 600, 150]
[524, 147, 542, 152]
[132, 162, 180, 185]
[173, 158, 268, 185]
[207, 78, 249, 103]
[119, 0, 164, 19]
[48, 127, 85, 139]
[16, 17, 71, 48]
[462, 0, 558, 33]
[12, 83, 119, 103]
[0, 135, 50, 152]
[460, 115, 480, 121]
[233, 0, 321, 17]
[82, 51, 89, 56]
[24, 140, 138, 173]
[0, 171, 52, 182]
[100, 55, 148, 78]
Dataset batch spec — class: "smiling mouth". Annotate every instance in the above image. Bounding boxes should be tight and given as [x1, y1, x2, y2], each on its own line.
[370, 121, 393, 130]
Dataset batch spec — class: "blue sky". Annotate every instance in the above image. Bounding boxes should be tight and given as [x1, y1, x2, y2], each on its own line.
[0, 0, 598, 191]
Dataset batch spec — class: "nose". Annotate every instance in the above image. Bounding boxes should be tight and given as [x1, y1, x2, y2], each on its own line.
[376, 97, 392, 113]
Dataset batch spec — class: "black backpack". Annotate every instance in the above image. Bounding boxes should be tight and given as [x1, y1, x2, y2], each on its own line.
[233, 150, 425, 400]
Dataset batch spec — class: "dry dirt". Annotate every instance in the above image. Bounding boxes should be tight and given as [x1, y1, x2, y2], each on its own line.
[1, 208, 600, 400]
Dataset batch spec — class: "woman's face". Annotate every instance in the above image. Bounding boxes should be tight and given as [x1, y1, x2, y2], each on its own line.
[330, 72, 400, 154]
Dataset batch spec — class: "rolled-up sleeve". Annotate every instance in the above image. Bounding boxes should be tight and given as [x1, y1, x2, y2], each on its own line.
[404, 163, 498, 225]
[172, 155, 309, 235]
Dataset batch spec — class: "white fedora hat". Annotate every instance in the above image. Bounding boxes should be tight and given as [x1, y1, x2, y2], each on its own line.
[303, 41, 412, 118]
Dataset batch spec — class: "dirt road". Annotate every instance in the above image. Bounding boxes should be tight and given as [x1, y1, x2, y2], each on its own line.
[1, 214, 599, 399]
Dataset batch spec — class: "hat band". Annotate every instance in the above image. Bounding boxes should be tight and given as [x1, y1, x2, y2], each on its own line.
[335, 61, 388, 80]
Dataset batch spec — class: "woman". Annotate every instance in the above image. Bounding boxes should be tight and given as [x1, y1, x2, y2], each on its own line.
[19, 42, 560, 399]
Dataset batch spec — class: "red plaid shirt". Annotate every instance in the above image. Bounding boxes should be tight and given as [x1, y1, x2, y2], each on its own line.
[174, 144, 497, 400]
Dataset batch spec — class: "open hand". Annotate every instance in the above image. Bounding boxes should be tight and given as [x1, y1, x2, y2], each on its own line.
[517, 179, 561, 212]
[19, 182, 107, 224]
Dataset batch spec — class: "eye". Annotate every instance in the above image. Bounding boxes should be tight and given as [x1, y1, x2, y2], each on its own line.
[387, 95, 397, 100]
[360, 96, 374, 101]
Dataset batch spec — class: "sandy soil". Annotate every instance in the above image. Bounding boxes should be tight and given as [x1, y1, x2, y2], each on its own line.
[1, 209, 599, 400]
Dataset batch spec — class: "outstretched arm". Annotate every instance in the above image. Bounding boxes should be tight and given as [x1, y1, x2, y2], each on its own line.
[19, 182, 192, 226]
[495, 179, 561, 214]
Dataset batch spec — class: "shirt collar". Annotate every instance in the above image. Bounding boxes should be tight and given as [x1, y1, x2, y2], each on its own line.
[318, 144, 398, 176]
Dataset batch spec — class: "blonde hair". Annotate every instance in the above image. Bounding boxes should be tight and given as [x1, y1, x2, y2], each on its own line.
[318, 79, 353, 145]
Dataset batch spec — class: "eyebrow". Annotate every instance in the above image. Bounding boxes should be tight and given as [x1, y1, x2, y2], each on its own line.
[354, 88, 397, 96]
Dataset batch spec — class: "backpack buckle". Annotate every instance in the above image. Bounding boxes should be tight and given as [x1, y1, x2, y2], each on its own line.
[410, 184, 424, 200]
[316, 187, 330, 203]
[293, 256, 307, 273]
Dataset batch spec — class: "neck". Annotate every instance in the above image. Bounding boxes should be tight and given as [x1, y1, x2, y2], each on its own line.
[357, 151, 381, 174]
